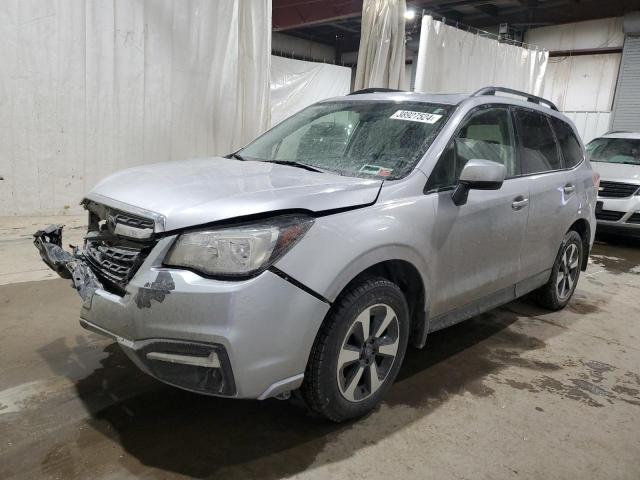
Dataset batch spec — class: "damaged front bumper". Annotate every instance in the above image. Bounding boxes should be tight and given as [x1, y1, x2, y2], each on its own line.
[33, 223, 330, 399]
[33, 224, 104, 304]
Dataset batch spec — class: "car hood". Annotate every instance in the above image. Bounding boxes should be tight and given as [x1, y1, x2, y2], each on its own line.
[592, 161, 640, 185]
[88, 157, 382, 231]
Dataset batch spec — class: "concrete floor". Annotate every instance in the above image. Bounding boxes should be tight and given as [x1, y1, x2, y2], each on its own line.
[0, 217, 639, 479]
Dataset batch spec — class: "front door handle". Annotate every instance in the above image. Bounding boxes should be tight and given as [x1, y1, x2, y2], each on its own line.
[564, 183, 575, 194]
[512, 196, 529, 210]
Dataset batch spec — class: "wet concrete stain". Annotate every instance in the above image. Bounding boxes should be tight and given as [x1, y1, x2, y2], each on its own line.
[536, 376, 606, 407]
[567, 294, 604, 315]
[134, 271, 175, 309]
[494, 356, 640, 409]
[570, 379, 611, 397]
[583, 360, 615, 383]
[612, 385, 639, 397]
[385, 309, 556, 409]
[590, 238, 640, 275]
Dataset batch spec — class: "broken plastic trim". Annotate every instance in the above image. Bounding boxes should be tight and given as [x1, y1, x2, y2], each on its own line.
[33, 224, 104, 302]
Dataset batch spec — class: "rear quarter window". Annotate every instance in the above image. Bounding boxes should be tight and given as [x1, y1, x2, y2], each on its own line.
[551, 117, 583, 168]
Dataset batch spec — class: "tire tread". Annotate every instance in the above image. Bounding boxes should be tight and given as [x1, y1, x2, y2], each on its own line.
[301, 277, 405, 422]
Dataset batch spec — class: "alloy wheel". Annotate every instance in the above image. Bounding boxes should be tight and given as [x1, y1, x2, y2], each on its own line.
[556, 243, 580, 301]
[336, 303, 400, 402]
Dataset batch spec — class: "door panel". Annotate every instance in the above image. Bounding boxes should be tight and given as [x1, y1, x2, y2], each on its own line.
[429, 177, 530, 317]
[521, 170, 579, 276]
[513, 107, 579, 277]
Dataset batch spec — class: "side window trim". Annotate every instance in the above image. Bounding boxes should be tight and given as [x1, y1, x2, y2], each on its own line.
[424, 103, 517, 194]
[545, 114, 565, 170]
[508, 105, 523, 176]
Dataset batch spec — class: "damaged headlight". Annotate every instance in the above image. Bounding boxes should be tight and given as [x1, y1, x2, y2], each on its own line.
[164, 215, 314, 277]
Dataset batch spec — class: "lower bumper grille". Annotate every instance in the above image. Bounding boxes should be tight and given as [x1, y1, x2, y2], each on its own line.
[596, 209, 625, 222]
[627, 213, 640, 224]
[135, 340, 235, 396]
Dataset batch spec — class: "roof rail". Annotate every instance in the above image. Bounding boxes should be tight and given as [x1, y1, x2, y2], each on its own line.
[349, 88, 405, 95]
[471, 86, 558, 111]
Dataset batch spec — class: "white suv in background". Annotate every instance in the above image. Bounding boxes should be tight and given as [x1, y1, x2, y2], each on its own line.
[587, 132, 640, 237]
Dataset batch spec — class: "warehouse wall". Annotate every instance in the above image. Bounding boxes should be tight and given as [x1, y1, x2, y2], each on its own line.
[0, 0, 271, 216]
[611, 13, 640, 132]
[525, 17, 624, 142]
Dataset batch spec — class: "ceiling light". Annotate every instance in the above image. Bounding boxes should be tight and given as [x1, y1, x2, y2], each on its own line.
[404, 9, 416, 21]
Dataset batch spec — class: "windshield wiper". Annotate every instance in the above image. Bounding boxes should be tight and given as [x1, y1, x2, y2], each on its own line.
[228, 152, 247, 161]
[262, 160, 329, 174]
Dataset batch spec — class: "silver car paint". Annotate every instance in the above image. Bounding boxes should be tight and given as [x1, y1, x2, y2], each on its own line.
[80, 235, 330, 398]
[89, 157, 383, 231]
[70, 92, 596, 399]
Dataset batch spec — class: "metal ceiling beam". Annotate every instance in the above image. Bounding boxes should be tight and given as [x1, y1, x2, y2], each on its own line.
[272, 0, 362, 31]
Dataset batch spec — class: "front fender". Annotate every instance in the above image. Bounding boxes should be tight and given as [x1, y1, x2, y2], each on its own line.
[274, 196, 435, 311]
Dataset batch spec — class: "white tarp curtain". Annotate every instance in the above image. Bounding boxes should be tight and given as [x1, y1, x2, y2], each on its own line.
[270, 56, 352, 126]
[0, 0, 271, 216]
[354, 0, 406, 90]
[414, 16, 548, 95]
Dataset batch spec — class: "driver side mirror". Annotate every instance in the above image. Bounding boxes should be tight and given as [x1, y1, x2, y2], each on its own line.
[451, 159, 506, 206]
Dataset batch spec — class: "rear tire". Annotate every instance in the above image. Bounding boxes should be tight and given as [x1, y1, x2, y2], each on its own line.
[301, 277, 409, 422]
[535, 230, 583, 310]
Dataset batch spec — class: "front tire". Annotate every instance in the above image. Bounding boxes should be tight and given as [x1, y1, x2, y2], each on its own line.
[535, 230, 583, 310]
[301, 277, 409, 422]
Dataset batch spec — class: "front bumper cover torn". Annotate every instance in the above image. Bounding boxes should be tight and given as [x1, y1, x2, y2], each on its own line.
[33, 224, 103, 302]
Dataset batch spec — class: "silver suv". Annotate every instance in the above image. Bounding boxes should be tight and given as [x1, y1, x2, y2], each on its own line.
[587, 132, 640, 236]
[35, 87, 597, 421]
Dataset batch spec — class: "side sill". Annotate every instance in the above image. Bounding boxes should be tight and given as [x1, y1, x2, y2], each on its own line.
[426, 270, 551, 334]
[428, 286, 515, 333]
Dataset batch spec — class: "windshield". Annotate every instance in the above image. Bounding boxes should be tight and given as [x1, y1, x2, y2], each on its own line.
[586, 137, 640, 165]
[238, 101, 452, 179]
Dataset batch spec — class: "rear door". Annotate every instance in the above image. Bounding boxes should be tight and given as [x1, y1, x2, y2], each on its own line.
[514, 108, 581, 278]
[427, 105, 530, 317]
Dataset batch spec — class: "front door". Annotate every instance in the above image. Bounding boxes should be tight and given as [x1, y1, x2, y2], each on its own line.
[425, 105, 529, 317]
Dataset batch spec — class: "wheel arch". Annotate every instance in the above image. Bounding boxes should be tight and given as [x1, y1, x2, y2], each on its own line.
[331, 259, 428, 349]
[568, 218, 591, 271]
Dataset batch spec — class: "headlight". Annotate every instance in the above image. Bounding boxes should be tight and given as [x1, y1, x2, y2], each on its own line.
[164, 215, 314, 277]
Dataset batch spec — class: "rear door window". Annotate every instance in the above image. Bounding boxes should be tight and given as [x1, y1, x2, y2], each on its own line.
[515, 109, 563, 174]
[551, 117, 583, 168]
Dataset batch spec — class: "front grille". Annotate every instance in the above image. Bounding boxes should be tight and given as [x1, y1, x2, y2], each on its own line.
[84, 243, 146, 285]
[598, 181, 639, 198]
[627, 213, 640, 224]
[596, 209, 625, 222]
[111, 209, 155, 230]
[82, 201, 157, 294]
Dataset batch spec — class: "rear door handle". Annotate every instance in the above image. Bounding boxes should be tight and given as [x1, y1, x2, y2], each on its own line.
[512, 196, 529, 210]
[564, 183, 575, 194]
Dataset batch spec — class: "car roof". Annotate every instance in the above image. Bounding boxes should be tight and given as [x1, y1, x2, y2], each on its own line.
[320, 91, 469, 106]
[598, 132, 640, 140]
[319, 88, 570, 125]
